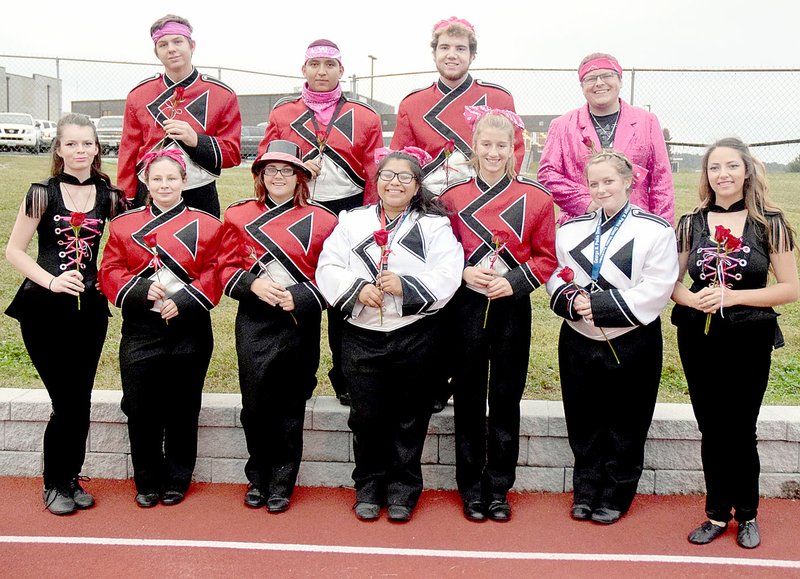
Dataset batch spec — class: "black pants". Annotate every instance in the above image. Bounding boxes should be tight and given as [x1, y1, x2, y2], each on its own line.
[559, 320, 662, 513]
[678, 318, 774, 523]
[343, 318, 438, 508]
[19, 292, 107, 488]
[237, 303, 321, 498]
[452, 288, 531, 503]
[318, 194, 363, 398]
[119, 312, 213, 494]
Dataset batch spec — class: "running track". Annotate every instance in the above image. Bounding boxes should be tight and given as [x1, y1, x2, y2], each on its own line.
[1, 477, 798, 577]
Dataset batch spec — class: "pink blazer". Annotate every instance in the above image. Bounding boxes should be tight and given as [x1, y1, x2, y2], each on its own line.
[538, 100, 674, 225]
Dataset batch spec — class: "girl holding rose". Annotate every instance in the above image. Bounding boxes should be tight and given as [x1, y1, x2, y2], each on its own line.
[440, 108, 557, 522]
[216, 140, 338, 513]
[99, 149, 222, 508]
[671, 138, 798, 549]
[316, 147, 463, 522]
[5, 113, 126, 515]
[546, 150, 678, 525]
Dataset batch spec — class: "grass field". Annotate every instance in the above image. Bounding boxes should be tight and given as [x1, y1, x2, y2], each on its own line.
[1, 154, 798, 404]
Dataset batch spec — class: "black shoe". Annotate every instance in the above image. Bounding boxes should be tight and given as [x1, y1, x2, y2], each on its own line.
[161, 490, 185, 506]
[571, 503, 592, 521]
[244, 484, 267, 508]
[387, 505, 413, 522]
[135, 492, 160, 508]
[486, 500, 511, 521]
[431, 399, 447, 413]
[688, 520, 728, 544]
[43, 486, 77, 516]
[591, 507, 623, 525]
[737, 519, 760, 549]
[337, 393, 351, 406]
[463, 501, 486, 522]
[69, 477, 95, 510]
[353, 502, 381, 521]
[267, 495, 290, 513]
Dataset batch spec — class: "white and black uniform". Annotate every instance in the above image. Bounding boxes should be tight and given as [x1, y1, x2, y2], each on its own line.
[546, 203, 678, 513]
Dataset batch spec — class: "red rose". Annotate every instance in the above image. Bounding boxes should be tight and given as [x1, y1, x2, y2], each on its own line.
[713, 225, 731, 244]
[582, 136, 594, 149]
[557, 266, 575, 283]
[70, 212, 86, 228]
[174, 86, 185, 102]
[316, 130, 327, 148]
[373, 229, 389, 247]
[725, 233, 743, 253]
[491, 230, 509, 246]
[242, 243, 256, 258]
[143, 232, 158, 248]
[443, 139, 455, 154]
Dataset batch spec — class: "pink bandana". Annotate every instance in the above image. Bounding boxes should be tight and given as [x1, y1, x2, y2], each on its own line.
[141, 148, 186, 173]
[374, 146, 433, 168]
[578, 57, 623, 81]
[305, 40, 342, 64]
[152, 22, 193, 44]
[464, 105, 525, 132]
[302, 83, 342, 126]
[433, 16, 475, 33]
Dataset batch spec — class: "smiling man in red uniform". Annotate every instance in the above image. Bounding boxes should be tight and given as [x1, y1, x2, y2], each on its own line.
[118, 14, 242, 218]
[391, 17, 525, 195]
[258, 39, 383, 406]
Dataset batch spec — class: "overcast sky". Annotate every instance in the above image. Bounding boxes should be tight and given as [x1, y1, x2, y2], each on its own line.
[3, 0, 797, 75]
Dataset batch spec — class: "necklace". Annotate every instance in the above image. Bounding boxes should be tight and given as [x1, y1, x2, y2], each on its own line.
[589, 111, 619, 146]
[62, 182, 94, 213]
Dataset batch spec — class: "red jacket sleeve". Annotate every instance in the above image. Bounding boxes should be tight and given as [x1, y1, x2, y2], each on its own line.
[170, 217, 223, 313]
[98, 219, 153, 310]
[361, 113, 384, 205]
[118, 98, 144, 201]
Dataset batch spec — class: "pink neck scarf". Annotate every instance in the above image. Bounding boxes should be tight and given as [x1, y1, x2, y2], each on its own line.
[302, 83, 342, 126]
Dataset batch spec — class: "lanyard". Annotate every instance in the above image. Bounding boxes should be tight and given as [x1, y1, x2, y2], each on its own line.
[381, 204, 410, 249]
[591, 204, 630, 282]
[308, 97, 347, 143]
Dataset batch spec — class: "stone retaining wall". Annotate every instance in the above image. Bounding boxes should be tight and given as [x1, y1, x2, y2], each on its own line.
[2, 388, 799, 498]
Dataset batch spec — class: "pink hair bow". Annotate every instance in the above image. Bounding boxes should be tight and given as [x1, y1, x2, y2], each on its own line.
[433, 16, 475, 33]
[463, 106, 525, 132]
[141, 148, 187, 173]
[374, 146, 433, 168]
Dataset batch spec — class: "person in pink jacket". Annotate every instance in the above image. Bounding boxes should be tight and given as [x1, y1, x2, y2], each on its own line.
[538, 53, 674, 225]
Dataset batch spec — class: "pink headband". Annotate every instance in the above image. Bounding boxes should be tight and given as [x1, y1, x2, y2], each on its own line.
[152, 22, 193, 44]
[578, 57, 622, 81]
[464, 105, 525, 132]
[374, 146, 433, 168]
[433, 16, 475, 33]
[305, 44, 342, 63]
[141, 148, 186, 173]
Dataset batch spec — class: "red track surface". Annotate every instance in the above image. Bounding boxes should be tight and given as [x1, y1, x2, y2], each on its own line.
[1, 477, 798, 578]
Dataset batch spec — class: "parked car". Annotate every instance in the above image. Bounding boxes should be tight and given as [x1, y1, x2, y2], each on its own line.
[0, 112, 41, 153]
[35, 120, 57, 148]
[96, 115, 124, 155]
[241, 125, 265, 159]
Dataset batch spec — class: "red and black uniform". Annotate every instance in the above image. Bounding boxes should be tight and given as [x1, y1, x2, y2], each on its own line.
[259, 94, 382, 399]
[118, 68, 242, 217]
[99, 201, 222, 495]
[440, 175, 557, 504]
[218, 197, 337, 499]
[392, 75, 525, 195]
[259, 95, 383, 209]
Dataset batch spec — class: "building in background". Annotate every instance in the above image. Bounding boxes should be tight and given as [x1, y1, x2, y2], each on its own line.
[0, 67, 61, 120]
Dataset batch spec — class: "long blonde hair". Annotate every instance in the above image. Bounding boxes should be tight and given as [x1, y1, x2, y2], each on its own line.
[469, 112, 517, 180]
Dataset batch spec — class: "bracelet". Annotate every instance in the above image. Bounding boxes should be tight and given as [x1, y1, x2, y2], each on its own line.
[48, 277, 55, 291]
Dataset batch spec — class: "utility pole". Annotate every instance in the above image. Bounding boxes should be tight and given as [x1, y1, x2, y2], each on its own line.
[368, 55, 377, 102]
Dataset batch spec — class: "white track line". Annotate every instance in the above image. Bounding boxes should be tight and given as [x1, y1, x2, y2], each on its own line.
[1, 536, 799, 569]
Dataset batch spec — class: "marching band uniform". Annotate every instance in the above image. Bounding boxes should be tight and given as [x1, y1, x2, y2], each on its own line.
[118, 68, 242, 217]
[316, 204, 463, 509]
[217, 196, 337, 501]
[547, 203, 678, 515]
[392, 75, 525, 195]
[441, 175, 557, 506]
[259, 96, 383, 210]
[6, 175, 124, 494]
[99, 201, 222, 497]
[672, 207, 794, 524]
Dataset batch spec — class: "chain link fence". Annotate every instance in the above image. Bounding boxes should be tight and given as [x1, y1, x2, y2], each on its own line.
[2, 54, 799, 167]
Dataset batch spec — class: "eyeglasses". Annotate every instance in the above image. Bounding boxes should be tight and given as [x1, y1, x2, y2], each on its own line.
[378, 170, 415, 184]
[263, 166, 296, 177]
[581, 72, 618, 86]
